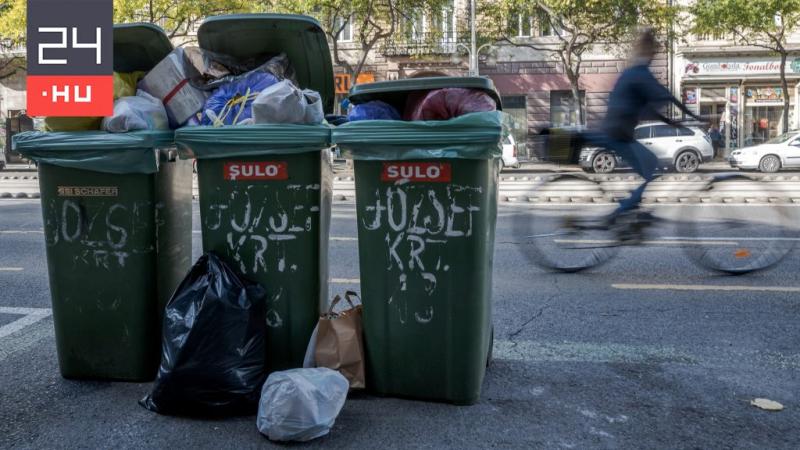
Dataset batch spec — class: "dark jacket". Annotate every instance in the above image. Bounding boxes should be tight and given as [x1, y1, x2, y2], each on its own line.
[603, 63, 699, 141]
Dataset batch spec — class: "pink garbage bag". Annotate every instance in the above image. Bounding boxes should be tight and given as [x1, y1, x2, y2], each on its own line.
[404, 88, 497, 121]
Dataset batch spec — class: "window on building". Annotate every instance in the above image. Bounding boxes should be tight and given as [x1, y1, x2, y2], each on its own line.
[550, 90, 585, 127]
[507, 10, 533, 37]
[335, 16, 353, 42]
[537, 9, 555, 37]
[440, 2, 456, 42]
[404, 11, 426, 41]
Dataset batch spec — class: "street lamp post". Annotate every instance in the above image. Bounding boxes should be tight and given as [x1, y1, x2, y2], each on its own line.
[456, 42, 494, 76]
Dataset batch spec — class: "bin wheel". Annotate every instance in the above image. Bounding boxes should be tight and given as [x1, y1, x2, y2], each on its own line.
[486, 327, 494, 368]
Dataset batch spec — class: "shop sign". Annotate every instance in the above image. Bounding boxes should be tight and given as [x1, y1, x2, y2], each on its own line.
[730, 87, 739, 104]
[334, 72, 376, 94]
[684, 58, 800, 76]
[745, 87, 784, 103]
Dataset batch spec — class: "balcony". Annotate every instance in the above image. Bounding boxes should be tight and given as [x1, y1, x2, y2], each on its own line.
[382, 31, 469, 57]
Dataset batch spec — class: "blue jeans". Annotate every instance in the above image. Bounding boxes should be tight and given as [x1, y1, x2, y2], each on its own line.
[582, 132, 658, 216]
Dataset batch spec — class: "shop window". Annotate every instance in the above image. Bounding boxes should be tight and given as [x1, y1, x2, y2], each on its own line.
[501, 95, 528, 158]
[550, 91, 585, 127]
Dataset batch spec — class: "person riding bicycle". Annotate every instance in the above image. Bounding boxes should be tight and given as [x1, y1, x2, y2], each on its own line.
[584, 28, 703, 222]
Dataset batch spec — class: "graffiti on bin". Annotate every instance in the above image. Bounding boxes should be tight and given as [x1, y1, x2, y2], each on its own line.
[204, 183, 322, 328]
[42, 198, 155, 270]
[361, 180, 482, 325]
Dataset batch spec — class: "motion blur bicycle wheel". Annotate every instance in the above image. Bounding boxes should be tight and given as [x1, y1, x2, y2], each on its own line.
[682, 174, 796, 274]
[514, 174, 620, 272]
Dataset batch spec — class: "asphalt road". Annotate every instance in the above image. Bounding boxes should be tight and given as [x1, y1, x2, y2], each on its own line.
[1, 199, 799, 449]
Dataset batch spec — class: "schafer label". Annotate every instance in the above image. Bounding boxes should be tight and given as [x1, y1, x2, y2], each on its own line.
[57, 186, 118, 197]
[381, 162, 451, 183]
[224, 162, 288, 181]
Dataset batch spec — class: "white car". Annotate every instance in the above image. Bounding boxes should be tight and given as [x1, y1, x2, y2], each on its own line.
[579, 123, 714, 173]
[500, 134, 520, 171]
[729, 131, 800, 172]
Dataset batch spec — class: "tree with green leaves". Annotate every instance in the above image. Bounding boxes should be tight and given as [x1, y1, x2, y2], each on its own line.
[691, 0, 800, 134]
[482, 0, 676, 125]
[284, 0, 448, 81]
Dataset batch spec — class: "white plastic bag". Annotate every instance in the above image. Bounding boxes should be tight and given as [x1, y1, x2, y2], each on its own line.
[101, 90, 169, 133]
[257, 368, 349, 442]
[252, 79, 324, 125]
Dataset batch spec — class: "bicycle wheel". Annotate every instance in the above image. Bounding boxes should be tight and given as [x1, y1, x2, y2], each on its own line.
[514, 174, 620, 272]
[682, 174, 796, 274]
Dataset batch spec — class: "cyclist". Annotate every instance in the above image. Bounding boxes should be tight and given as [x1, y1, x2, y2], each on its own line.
[583, 28, 703, 222]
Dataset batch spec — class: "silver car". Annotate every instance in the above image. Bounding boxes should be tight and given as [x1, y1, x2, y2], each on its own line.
[580, 123, 714, 173]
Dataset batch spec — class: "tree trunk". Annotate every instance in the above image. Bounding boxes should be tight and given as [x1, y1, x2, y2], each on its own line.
[779, 52, 790, 134]
[566, 70, 584, 126]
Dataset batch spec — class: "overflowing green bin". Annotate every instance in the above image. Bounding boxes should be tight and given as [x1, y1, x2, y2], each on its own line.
[11, 24, 191, 381]
[175, 14, 334, 373]
[332, 77, 504, 404]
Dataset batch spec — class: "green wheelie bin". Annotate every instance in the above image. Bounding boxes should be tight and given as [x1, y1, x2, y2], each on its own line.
[175, 14, 334, 374]
[332, 77, 504, 404]
[11, 24, 193, 381]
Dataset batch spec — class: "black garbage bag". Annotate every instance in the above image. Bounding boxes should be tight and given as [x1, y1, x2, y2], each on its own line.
[140, 252, 268, 416]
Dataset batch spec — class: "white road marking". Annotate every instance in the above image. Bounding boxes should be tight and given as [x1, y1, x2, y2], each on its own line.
[0, 306, 52, 339]
[331, 236, 358, 241]
[553, 239, 738, 246]
[0, 230, 44, 234]
[331, 278, 360, 284]
[0, 267, 23, 272]
[493, 339, 800, 368]
[612, 283, 800, 293]
[662, 236, 800, 242]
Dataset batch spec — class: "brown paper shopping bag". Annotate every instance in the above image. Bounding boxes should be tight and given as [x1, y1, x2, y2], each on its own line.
[315, 291, 365, 389]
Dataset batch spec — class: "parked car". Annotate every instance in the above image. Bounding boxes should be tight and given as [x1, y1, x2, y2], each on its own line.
[728, 131, 800, 172]
[500, 134, 520, 171]
[579, 123, 714, 173]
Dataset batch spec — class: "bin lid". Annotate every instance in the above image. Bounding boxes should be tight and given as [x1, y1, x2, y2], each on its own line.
[113, 23, 173, 73]
[197, 14, 334, 114]
[12, 130, 173, 174]
[347, 76, 503, 112]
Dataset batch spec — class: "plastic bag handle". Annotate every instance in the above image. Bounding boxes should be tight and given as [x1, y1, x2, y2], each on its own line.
[327, 291, 359, 315]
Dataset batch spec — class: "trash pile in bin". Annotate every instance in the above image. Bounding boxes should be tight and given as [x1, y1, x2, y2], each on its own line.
[44, 48, 325, 132]
[347, 87, 497, 122]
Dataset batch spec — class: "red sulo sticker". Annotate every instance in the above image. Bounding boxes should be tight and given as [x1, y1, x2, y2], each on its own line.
[381, 162, 451, 183]
[224, 162, 288, 181]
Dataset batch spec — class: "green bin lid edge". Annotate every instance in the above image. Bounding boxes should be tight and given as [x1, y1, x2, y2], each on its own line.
[113, 23, 174, 73]
[198, 14, 335, 114]
[347, 76, 503, 112]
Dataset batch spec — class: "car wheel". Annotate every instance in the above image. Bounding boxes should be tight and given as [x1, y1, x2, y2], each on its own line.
[675, 150, 700, 173]
[759, 154, 781, 173]
[592, 151, 616, 173]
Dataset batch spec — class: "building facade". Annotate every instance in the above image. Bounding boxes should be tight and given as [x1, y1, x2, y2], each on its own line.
[331, 2, 654, 160]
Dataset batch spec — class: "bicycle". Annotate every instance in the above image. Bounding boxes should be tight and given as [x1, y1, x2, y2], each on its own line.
[514, 171, 797, 274]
